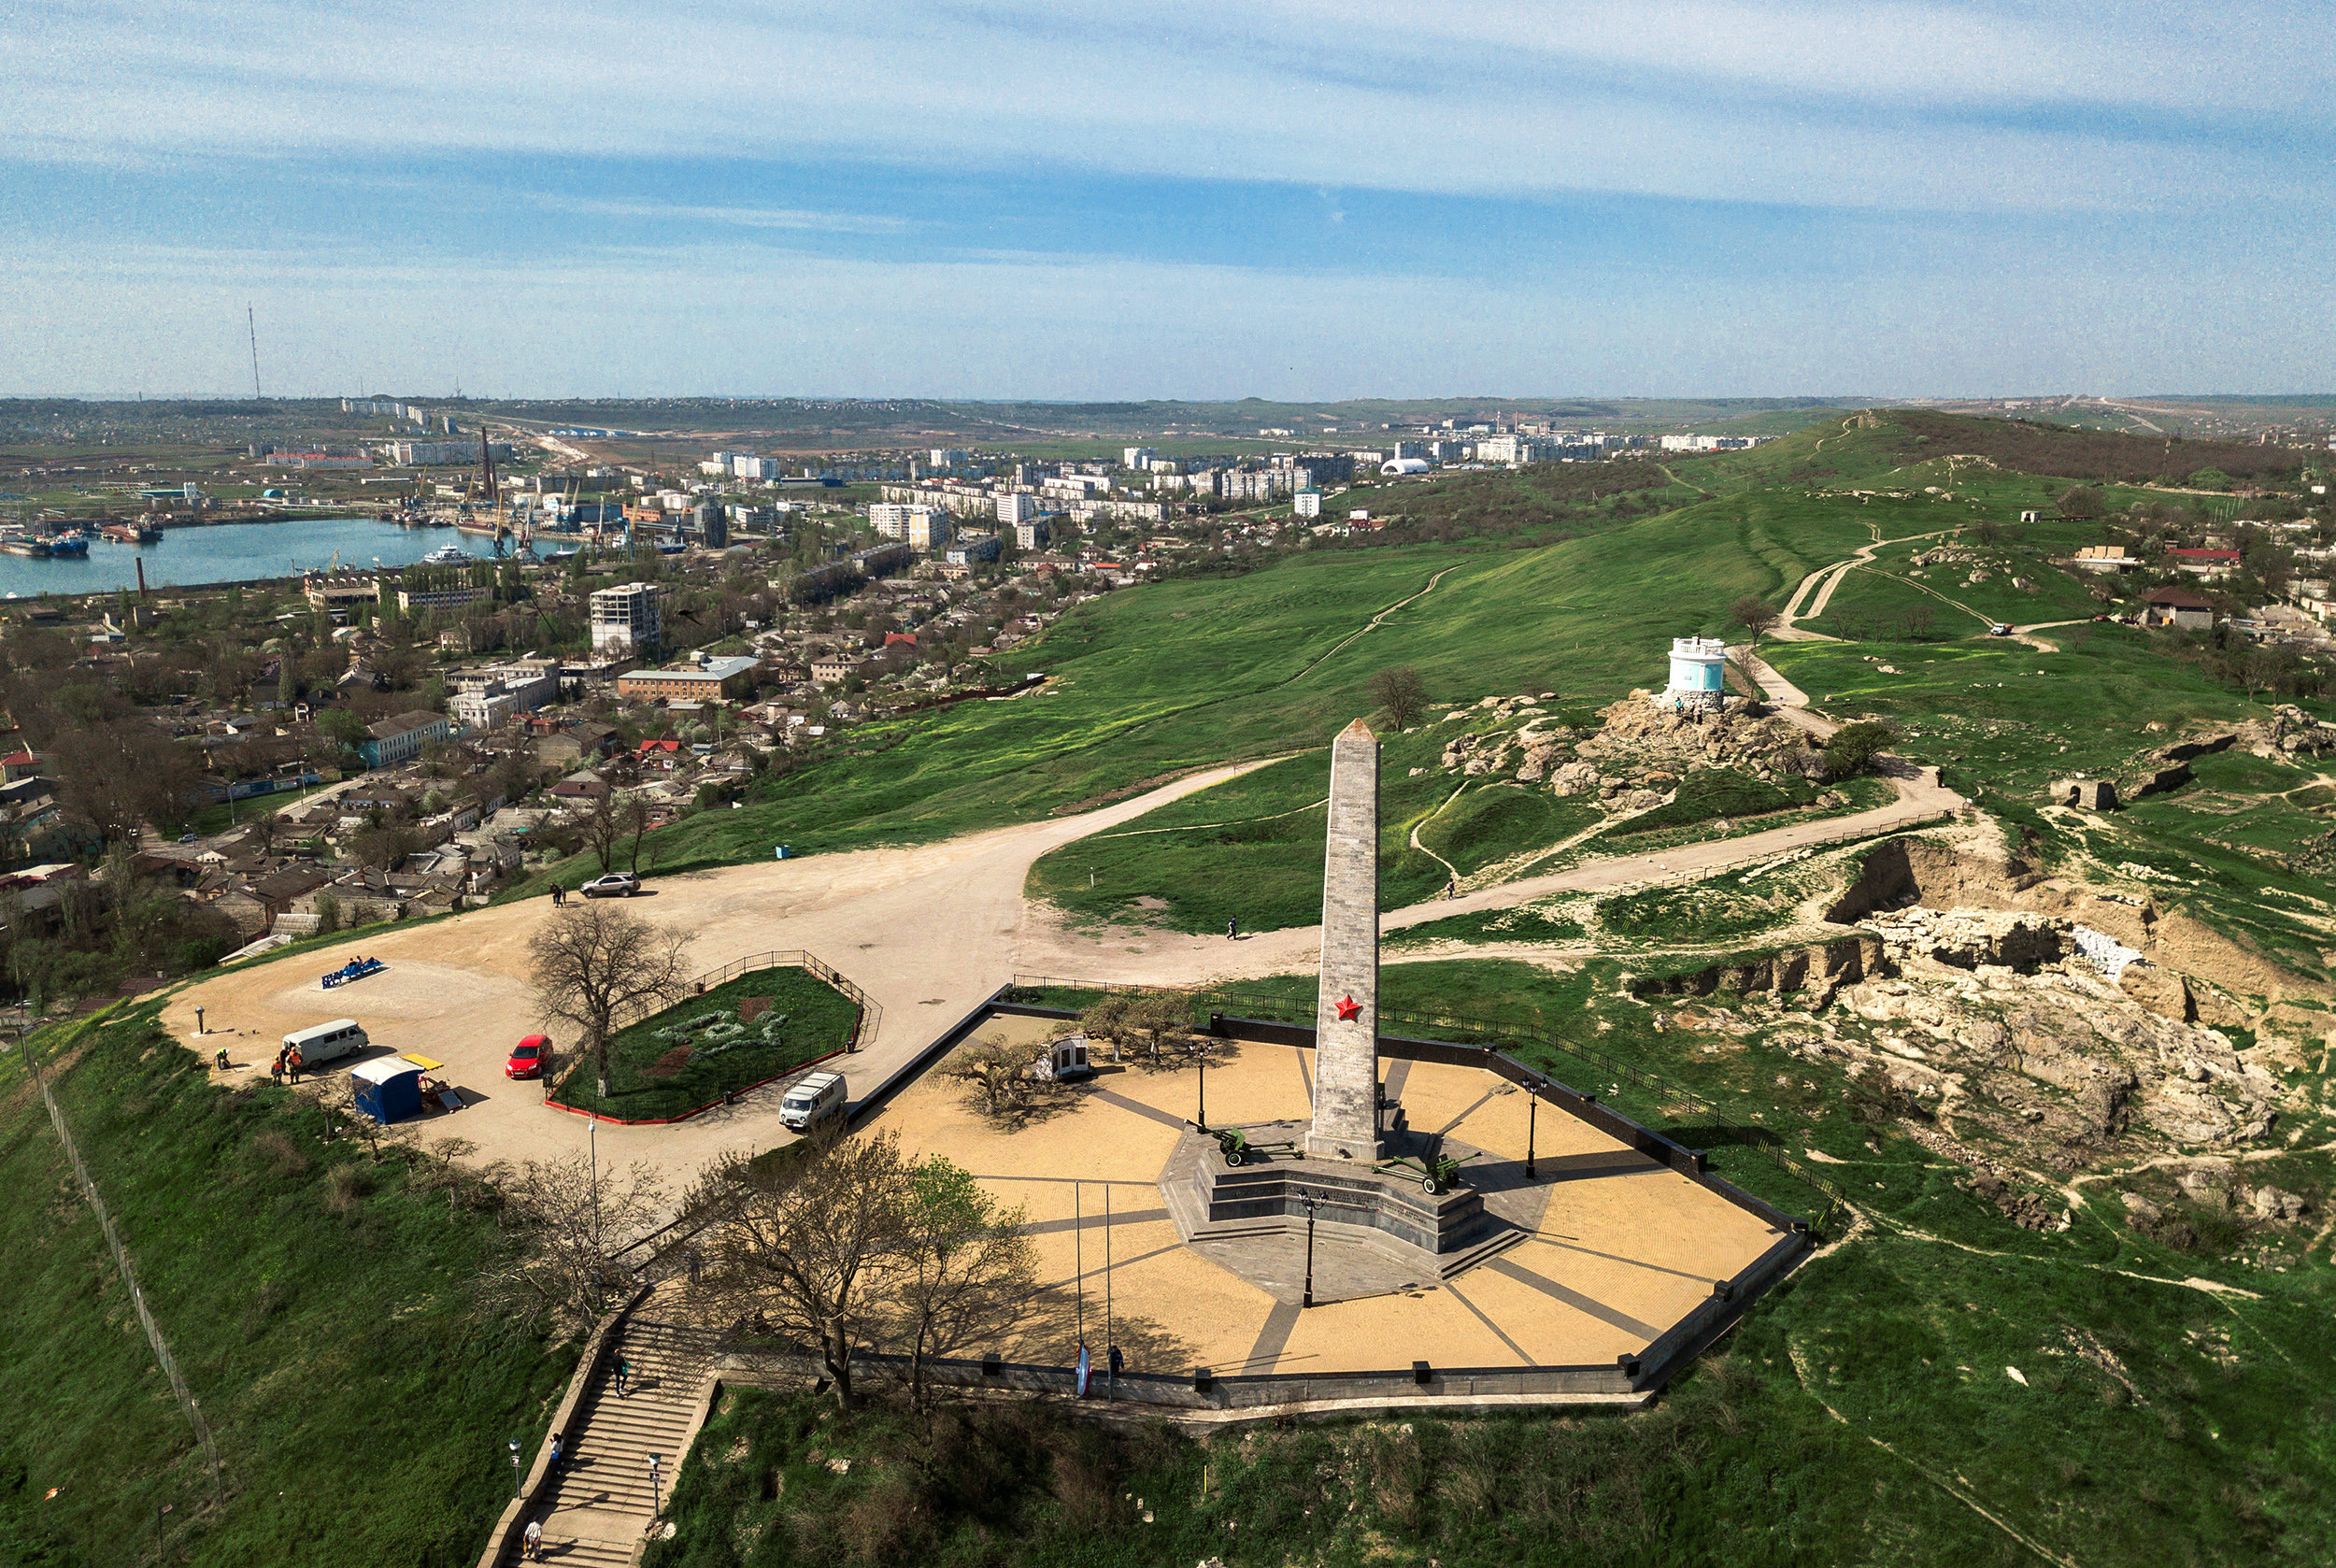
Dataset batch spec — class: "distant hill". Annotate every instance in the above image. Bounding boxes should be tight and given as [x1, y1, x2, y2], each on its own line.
[1683, 407, 2314, 492]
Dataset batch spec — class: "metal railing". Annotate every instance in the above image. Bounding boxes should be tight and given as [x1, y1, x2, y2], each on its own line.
[612, 948, 881, 1051]
[1006, 974, 1845, 1233]
[725, 1343, 1638, 1411]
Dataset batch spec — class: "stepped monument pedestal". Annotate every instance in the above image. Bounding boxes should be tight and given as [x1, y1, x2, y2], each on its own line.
[1160, 718, 1531, 1302]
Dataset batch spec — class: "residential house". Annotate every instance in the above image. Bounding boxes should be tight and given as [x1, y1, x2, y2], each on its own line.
[534, 721, 620, 765]
[2165, 549, 2242, 579]
[2069, 545, 2137, 574]
[2142, 587, 2216, 630]
[549, 769, 612, 802]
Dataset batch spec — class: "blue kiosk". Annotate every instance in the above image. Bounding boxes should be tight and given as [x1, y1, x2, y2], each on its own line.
[351, 1057, 425, 1124]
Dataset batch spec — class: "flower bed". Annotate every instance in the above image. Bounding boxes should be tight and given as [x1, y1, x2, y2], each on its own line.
[549, 967, 863, 1121]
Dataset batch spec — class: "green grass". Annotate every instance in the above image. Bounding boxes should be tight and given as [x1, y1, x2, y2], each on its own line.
[1596, 861, 1826, 944]
[550, 967, 863, 1121]
[187, 777, 340, 838]
[1384, 898, 1588, 948]
[1605, 768, 1818, 837]
[649, 956, 2336, 1568]
[0, 1004, 572, 1566]
[517, 493, 1892, 892]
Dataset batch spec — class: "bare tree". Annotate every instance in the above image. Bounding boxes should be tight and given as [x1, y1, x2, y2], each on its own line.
[1366, 665, 1430, 731]
[579, 785, 624, 872]
[481, 1151, 668, 1329]
[623, 795, 655, 875]
[890, 1156, 1037, 1411]
[1731, 595, 1779, 643]
[944, 1033, 1032, 1121]
[695, 1132, 913, 1409]
[527, 904, 694, 1099]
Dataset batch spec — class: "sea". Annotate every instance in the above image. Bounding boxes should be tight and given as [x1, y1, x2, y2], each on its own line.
[0, 517, 494, 601]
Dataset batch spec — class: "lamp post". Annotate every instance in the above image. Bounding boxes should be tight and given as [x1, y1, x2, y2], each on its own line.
[1195, 1042, 1207, 1133]
[1301, 1194, 1320, 1309]
[508, 1439, 522, 1496]
[1526, 1085, 1538, 1180]
[648, 1453, 662, 1517]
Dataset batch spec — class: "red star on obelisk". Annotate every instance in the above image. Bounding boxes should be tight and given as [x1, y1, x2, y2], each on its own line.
[1334, 994, 1361, 1021]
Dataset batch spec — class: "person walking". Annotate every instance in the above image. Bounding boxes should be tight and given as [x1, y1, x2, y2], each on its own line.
[1226, 917, 1238, 940]
[614, 1354, 631, 1398]
[521, 1518, 544, 1561]
[548, 1433, 563, 1471]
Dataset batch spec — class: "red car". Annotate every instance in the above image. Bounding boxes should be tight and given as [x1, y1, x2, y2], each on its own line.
[506, 1034, 552, 1080]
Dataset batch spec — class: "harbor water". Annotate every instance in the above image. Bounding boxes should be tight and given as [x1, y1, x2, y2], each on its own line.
[0, 517, 497, 600]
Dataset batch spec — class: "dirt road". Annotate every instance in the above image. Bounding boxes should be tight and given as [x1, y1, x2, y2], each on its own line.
[169, 701, 1959, 1182]
[166, 759, 1275, 1180]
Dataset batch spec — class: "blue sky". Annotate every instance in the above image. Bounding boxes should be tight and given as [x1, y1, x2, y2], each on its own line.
[3, 1, 2330, 400]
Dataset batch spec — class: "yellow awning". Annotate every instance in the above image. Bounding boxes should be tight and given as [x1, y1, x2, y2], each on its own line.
[399, 1053, 443, 1071]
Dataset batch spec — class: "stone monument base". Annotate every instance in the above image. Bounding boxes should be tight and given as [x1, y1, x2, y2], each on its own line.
[1159, 1119, 1532, 1304]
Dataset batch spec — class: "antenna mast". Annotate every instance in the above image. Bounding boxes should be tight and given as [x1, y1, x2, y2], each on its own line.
[247, 305, 262, 399]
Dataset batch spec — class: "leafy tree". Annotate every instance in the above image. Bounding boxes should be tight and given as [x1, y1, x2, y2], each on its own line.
[1367, 665, 1430, 730]
[1823, 720, 1898, 782]
[695, 1131, 915, 1410]
[526, 903, 693, 1099]
[890, 1158, 1037, 1411]
[2056, 486, 2105, 520]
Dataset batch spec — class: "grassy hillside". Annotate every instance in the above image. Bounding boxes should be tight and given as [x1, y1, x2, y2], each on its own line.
[1678, 407, 2312, 496]
[612, 501, 1878, 882]
[650, 956, 2336, 1568]
[0, 1004, 572, 1566]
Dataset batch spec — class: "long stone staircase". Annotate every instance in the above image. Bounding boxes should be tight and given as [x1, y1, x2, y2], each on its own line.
[501, 1304, 721, 1566]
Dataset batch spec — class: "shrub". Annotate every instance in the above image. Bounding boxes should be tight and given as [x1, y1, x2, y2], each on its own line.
[1823, 721, 1897, 782]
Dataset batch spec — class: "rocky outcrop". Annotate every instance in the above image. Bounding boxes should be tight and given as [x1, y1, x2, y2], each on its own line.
[2243, 706, 2336, 760]
[1630, 935, 1882, 1002]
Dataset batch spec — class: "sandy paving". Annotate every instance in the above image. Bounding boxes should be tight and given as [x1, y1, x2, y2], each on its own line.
[864, 1045, 1787, 1376]
[166, 759, 1275, 1180]
[168, 743, 1955, 1196]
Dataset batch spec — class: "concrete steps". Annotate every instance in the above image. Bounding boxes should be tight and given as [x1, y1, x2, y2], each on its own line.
[498, 1314, 717, 1566]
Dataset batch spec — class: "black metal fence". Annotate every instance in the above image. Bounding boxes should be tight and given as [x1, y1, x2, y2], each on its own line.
[1006, 974, 1845, 1233]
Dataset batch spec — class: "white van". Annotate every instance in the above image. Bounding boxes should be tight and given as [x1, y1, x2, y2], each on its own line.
[778, 1071, 846, 1132]
[282, 1018, 369, 1067]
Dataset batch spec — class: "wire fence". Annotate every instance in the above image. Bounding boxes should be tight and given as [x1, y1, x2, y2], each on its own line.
[1006, 974, 1846, 1233]
[20, 1033, 224, 1504]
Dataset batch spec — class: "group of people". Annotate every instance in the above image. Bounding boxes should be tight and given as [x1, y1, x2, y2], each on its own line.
[269, 1044, 305, 1085]
[549, 884, 569, 907]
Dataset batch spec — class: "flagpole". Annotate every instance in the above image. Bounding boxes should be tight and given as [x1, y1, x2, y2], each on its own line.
[1074, 1180, 1084, 1351]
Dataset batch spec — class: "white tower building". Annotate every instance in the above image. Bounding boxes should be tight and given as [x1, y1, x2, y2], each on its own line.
[1659, 635, 1728, 711]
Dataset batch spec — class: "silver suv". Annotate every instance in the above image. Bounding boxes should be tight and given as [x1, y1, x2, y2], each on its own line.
[579, 873, 641, 898]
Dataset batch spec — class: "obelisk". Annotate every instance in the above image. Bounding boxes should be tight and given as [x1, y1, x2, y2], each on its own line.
[1306, 719, 1381, 1161]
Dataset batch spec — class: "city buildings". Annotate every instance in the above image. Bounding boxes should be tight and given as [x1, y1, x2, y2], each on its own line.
[589, 581, 661, 657]
[615, 655, 761, 703]
[360, 711, 453, 768]
[1294, 490, 1322, 518]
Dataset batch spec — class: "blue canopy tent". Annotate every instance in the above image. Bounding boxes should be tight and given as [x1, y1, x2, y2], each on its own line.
[350, 1057, 424, 1124]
